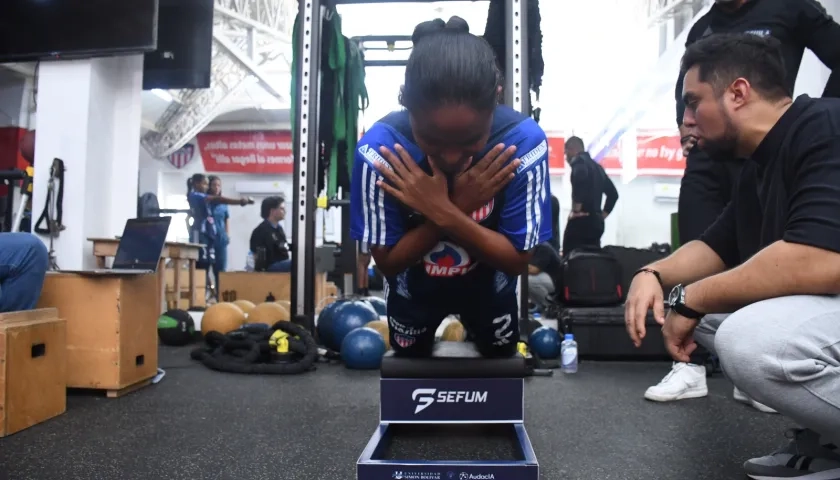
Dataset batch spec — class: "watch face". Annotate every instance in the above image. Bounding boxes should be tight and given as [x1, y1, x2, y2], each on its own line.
[668, 286, 681, 306]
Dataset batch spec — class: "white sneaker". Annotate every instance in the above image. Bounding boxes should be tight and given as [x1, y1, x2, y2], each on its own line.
[734, 386, 778, 414]
[644, 362, 708, 402]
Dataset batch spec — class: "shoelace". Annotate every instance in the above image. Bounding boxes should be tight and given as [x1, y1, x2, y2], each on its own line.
[659, 363, 685, 384]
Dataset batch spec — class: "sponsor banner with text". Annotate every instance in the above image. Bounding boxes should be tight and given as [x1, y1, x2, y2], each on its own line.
[636, 132, 686, 174]
[196, 131, 293, 174]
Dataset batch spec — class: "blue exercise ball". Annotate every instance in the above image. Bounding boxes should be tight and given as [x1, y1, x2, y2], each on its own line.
[341, 327, 387, 369]
[329, 300, 379, 351]
[364, 296, 387, 316]
[529, 326, 562, 359]
[317, 298, 350, 348]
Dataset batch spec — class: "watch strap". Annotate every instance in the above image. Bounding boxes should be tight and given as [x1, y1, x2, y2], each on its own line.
[671, 301, 704, 320]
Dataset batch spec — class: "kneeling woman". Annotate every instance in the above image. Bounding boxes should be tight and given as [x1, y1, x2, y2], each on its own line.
[349, 17, 552, 358]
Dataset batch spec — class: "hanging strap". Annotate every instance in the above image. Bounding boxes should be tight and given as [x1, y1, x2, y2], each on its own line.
[34, 158, 65, 236]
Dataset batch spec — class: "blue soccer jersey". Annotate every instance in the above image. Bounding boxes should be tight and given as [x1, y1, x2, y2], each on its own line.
[350, 105, 552, 299]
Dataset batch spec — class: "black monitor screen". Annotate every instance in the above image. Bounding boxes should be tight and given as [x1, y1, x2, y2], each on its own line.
[0, 0, 159, 63]
[113, 217, 171, 271]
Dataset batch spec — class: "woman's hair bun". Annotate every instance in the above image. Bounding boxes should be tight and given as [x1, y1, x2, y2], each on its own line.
[444, 16, 470, 33]
[412, 16, 470, 44]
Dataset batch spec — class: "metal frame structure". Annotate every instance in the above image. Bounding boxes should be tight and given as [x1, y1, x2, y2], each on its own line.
[291, 0, 530, 322]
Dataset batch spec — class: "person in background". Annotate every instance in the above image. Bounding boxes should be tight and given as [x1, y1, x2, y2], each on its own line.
[207, 176, 230, 297]
[186, 173, 252, 272]
[562, 136, 619, 255]
[0, 233, 48, 312]
[250, 196, 291, 272]
[527, 241, 563, 312]
[549, 194, 561, 251]
[357, 242, 371, 296]
[657, 0, 840, 405]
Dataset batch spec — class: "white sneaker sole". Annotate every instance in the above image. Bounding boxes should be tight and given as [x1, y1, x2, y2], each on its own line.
[747, 467, 840, 480]
[644, 385, 708, 402]
[734, 389, 778, 414]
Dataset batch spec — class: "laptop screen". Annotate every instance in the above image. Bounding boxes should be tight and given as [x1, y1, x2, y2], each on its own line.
[112, 217, 172, 271]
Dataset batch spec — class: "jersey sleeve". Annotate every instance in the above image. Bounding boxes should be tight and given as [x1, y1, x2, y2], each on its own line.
[498, 120, 553, 251]
[350, 129, 406, 247]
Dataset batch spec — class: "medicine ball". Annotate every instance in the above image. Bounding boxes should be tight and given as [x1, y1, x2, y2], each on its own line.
[440, 320, 466, 342]
[157, 309, 195, 346]
[327, 300, 379, 352]
[317, 298, 349, 349]
[248, 302, 289, 326]
[528, 326, 562, 359]
[364, 296, 387, 316]
[232, 300, 256, 314]
[201, 303, 246, 335]
[341, 327, 387, 370]
[364, 320, 390, 350]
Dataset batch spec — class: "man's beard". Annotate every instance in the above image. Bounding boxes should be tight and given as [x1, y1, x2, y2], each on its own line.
[698, 110, 739, 160]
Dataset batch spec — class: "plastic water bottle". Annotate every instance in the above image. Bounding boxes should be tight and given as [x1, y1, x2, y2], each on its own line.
[561, 333, 578, 373]
[245, 251, 255, 272]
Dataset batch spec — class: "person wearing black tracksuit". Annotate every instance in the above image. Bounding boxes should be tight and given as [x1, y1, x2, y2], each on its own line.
[562, 136, 619, 256]
[648, 0, 840, 406]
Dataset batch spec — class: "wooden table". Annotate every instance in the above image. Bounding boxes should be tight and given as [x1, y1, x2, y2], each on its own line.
[89, 238, 204, 312]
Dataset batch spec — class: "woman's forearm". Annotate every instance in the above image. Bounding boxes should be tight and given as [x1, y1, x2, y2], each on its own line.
[371, 222, 442, 277]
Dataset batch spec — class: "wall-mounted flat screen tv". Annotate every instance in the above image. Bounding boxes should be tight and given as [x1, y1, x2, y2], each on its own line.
[0, 0, 159, 63]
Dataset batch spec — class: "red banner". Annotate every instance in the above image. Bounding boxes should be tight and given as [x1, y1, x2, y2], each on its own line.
[636, 132, 685, 172]
[0, 127, 28, 196]
[196, 131, 293, 174]
[600, 143, 623, 171]
[546, 136, 565, 172]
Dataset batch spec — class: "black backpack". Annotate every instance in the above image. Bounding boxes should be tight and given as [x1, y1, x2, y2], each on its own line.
[560, 247, 623, 307]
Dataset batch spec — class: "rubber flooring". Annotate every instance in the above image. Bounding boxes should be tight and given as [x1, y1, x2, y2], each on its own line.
[0, 346, 789, 480]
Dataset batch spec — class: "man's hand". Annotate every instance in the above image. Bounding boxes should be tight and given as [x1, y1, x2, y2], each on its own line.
[624, 271, 666, 347]
[240, 197, 255, 206]
[374, 144, 451, 220]
[661, 310, 699, 362]
[450, 144, 520, 214]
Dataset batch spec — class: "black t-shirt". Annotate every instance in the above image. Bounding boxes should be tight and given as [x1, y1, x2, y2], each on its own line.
[569, 152, 619, 215]
[701, 95, 840, 267]
[249, 220, 290, 269]
[530, 243, 563, 286]
[675, 0, 840, 126]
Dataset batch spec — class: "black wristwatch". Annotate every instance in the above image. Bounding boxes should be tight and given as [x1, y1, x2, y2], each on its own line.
[667, 284, 704, 320]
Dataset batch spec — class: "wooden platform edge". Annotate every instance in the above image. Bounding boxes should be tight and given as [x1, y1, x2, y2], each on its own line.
[68, 377, 154, 399]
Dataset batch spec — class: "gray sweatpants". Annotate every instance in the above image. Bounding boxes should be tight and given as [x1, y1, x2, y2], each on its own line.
[528, 273, 555, 308]
[693, 295, 840, 442]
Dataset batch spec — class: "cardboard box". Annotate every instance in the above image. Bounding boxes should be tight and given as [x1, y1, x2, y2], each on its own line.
[0, 308, 66, 437]
[37, 273, 158, 395]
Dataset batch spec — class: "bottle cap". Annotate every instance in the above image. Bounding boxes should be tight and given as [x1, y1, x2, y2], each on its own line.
[564, 333, 574, 341]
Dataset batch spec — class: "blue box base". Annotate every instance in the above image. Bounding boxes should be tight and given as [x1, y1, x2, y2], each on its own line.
[357, 423, 538, 480]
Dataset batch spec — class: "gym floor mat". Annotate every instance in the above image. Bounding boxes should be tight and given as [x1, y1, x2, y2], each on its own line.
[0, 346, 790, 480]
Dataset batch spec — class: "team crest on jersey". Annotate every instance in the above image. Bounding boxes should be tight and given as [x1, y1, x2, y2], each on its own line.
[470, 198, 495, 222]
[423, 241, 477, 277]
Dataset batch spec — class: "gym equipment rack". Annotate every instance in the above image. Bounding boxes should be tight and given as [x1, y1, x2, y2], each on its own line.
[291, 0, 531, 326]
